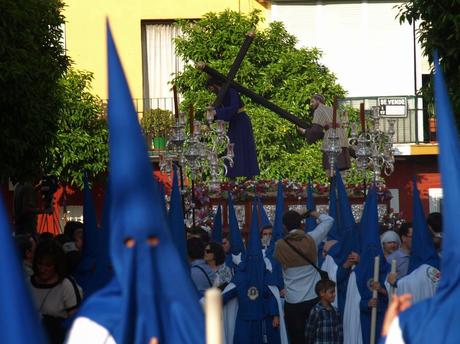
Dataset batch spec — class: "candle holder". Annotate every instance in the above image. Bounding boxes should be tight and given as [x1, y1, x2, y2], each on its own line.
[348, 105, 395, 181]
[323, 128, 342, 176]
[163, 105, 235, 207]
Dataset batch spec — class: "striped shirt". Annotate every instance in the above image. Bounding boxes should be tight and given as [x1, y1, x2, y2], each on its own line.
[313, 103, 349, 149]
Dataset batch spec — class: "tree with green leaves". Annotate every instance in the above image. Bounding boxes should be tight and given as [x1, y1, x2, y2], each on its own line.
[173, 10, 345, 182]
[0, 0, 69, 182]
[42, 69, 109, 189]
[398, 1, 460, 121]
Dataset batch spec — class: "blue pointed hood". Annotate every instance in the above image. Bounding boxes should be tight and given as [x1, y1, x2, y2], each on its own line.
[168, 164, 188, 266]
[327, 175, 339, 240]
[257, 198, 272, 228]
[355, 187, 389, 305]
[104, 23, 204, 343]
[305, 179, 317, 232]
[74, 173, 100, 296]
[266, 180, 284, 257]
[398, 53, 460, 343]
[408, 178, 440, 274]
[0, 195, 48, 344]
[328, 168, 359, 265]
[211, 204, 223, 243]
[231, 200, 265, 320]
[228, 192, 245, 255]
[247, 200, 264, 259]
[158, 179, 167, 218]
[336, 169, 357, 235]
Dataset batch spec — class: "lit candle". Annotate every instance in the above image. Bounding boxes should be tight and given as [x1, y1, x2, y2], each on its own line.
[205, 288, 223, 344]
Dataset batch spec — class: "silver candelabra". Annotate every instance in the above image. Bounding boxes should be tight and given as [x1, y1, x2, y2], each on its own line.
[347, 106, 396, 182]
[162, 109, 234, 193]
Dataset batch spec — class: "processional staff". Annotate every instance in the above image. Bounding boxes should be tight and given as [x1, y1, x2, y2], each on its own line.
[370, 255, 380, 344]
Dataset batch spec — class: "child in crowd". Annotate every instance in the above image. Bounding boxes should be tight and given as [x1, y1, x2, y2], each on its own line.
[305, 279, 343, 344]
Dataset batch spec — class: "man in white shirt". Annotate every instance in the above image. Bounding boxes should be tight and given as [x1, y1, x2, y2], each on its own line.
[274, 210, 334, 344]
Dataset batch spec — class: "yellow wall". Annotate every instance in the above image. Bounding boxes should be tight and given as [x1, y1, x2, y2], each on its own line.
[63, 0, 269, 100]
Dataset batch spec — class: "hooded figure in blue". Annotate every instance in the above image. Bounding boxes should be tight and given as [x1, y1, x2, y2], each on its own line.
[74, 174, 104, 297]
[384, 53, 460, 344]
[223, 201, 281, 344]
[407, 178, 440, 275]
[257, 198, 272, 229]
[354, 186, 389, 344]
[390, 178, 440, 304]
[323, 168, 359, 316]
[0, 195, 48, 344]
[265, 181, 285, 292]
[66, 23, 204, 344]
[305, 179, 317, 233]
[257, 197, 272, 251]
[226, 192, 245, 269]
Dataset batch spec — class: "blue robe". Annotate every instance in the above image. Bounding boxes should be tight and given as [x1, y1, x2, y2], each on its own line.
[336, 264, 352, 317]
[223, 279, 280, 344]
[215, 88, 259, 178]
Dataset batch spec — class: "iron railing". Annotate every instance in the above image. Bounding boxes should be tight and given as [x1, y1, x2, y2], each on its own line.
[342, 96, 429, 144]
[108, 95, 432, 145]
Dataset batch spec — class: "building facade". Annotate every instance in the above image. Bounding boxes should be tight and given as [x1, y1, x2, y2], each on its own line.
[3, 0, 439, 231]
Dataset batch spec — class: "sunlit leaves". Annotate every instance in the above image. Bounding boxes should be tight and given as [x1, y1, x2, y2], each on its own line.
[173, 10, 345, 182]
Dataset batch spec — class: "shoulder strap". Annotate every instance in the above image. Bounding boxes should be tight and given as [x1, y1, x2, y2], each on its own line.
[192, 265, 213, 287]
[66, 277, 82, 306]
[283, 238, 323, 274]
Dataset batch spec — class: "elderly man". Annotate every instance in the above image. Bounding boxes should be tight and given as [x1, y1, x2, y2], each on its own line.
[297, 94, 351, 173]
[274, 209, 334, 344]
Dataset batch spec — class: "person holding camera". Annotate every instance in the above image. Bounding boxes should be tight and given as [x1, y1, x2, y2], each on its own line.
[274, 209, 334, 344]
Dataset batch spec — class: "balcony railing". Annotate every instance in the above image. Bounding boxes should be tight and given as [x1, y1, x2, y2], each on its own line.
[342, 96, 432, 145]
[112, 95, 433, 146]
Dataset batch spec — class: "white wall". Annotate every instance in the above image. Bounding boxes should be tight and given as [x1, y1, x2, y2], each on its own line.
[271, 1, 423, 97]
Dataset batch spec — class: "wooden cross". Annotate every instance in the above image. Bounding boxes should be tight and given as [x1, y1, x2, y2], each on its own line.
[213, 30, 256, 107]
[197, 62, 309, 128]
[197, 31, 310, 128]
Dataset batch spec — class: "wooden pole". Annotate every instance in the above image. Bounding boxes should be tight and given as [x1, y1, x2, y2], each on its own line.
[172, 84, 179, 119]
[189, 105, 194, 135]
[205, 288, 223, 344]
[370, 255, 380, 344]
[332, 96, 338, 129]
[360, 102, 366, 132]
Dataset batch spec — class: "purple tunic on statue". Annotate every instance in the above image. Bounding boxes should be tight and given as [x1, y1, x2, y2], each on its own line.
[215, 88, 260, 178]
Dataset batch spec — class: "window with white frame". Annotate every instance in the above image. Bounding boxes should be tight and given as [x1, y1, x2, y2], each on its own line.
[143, 22, 184, 112]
